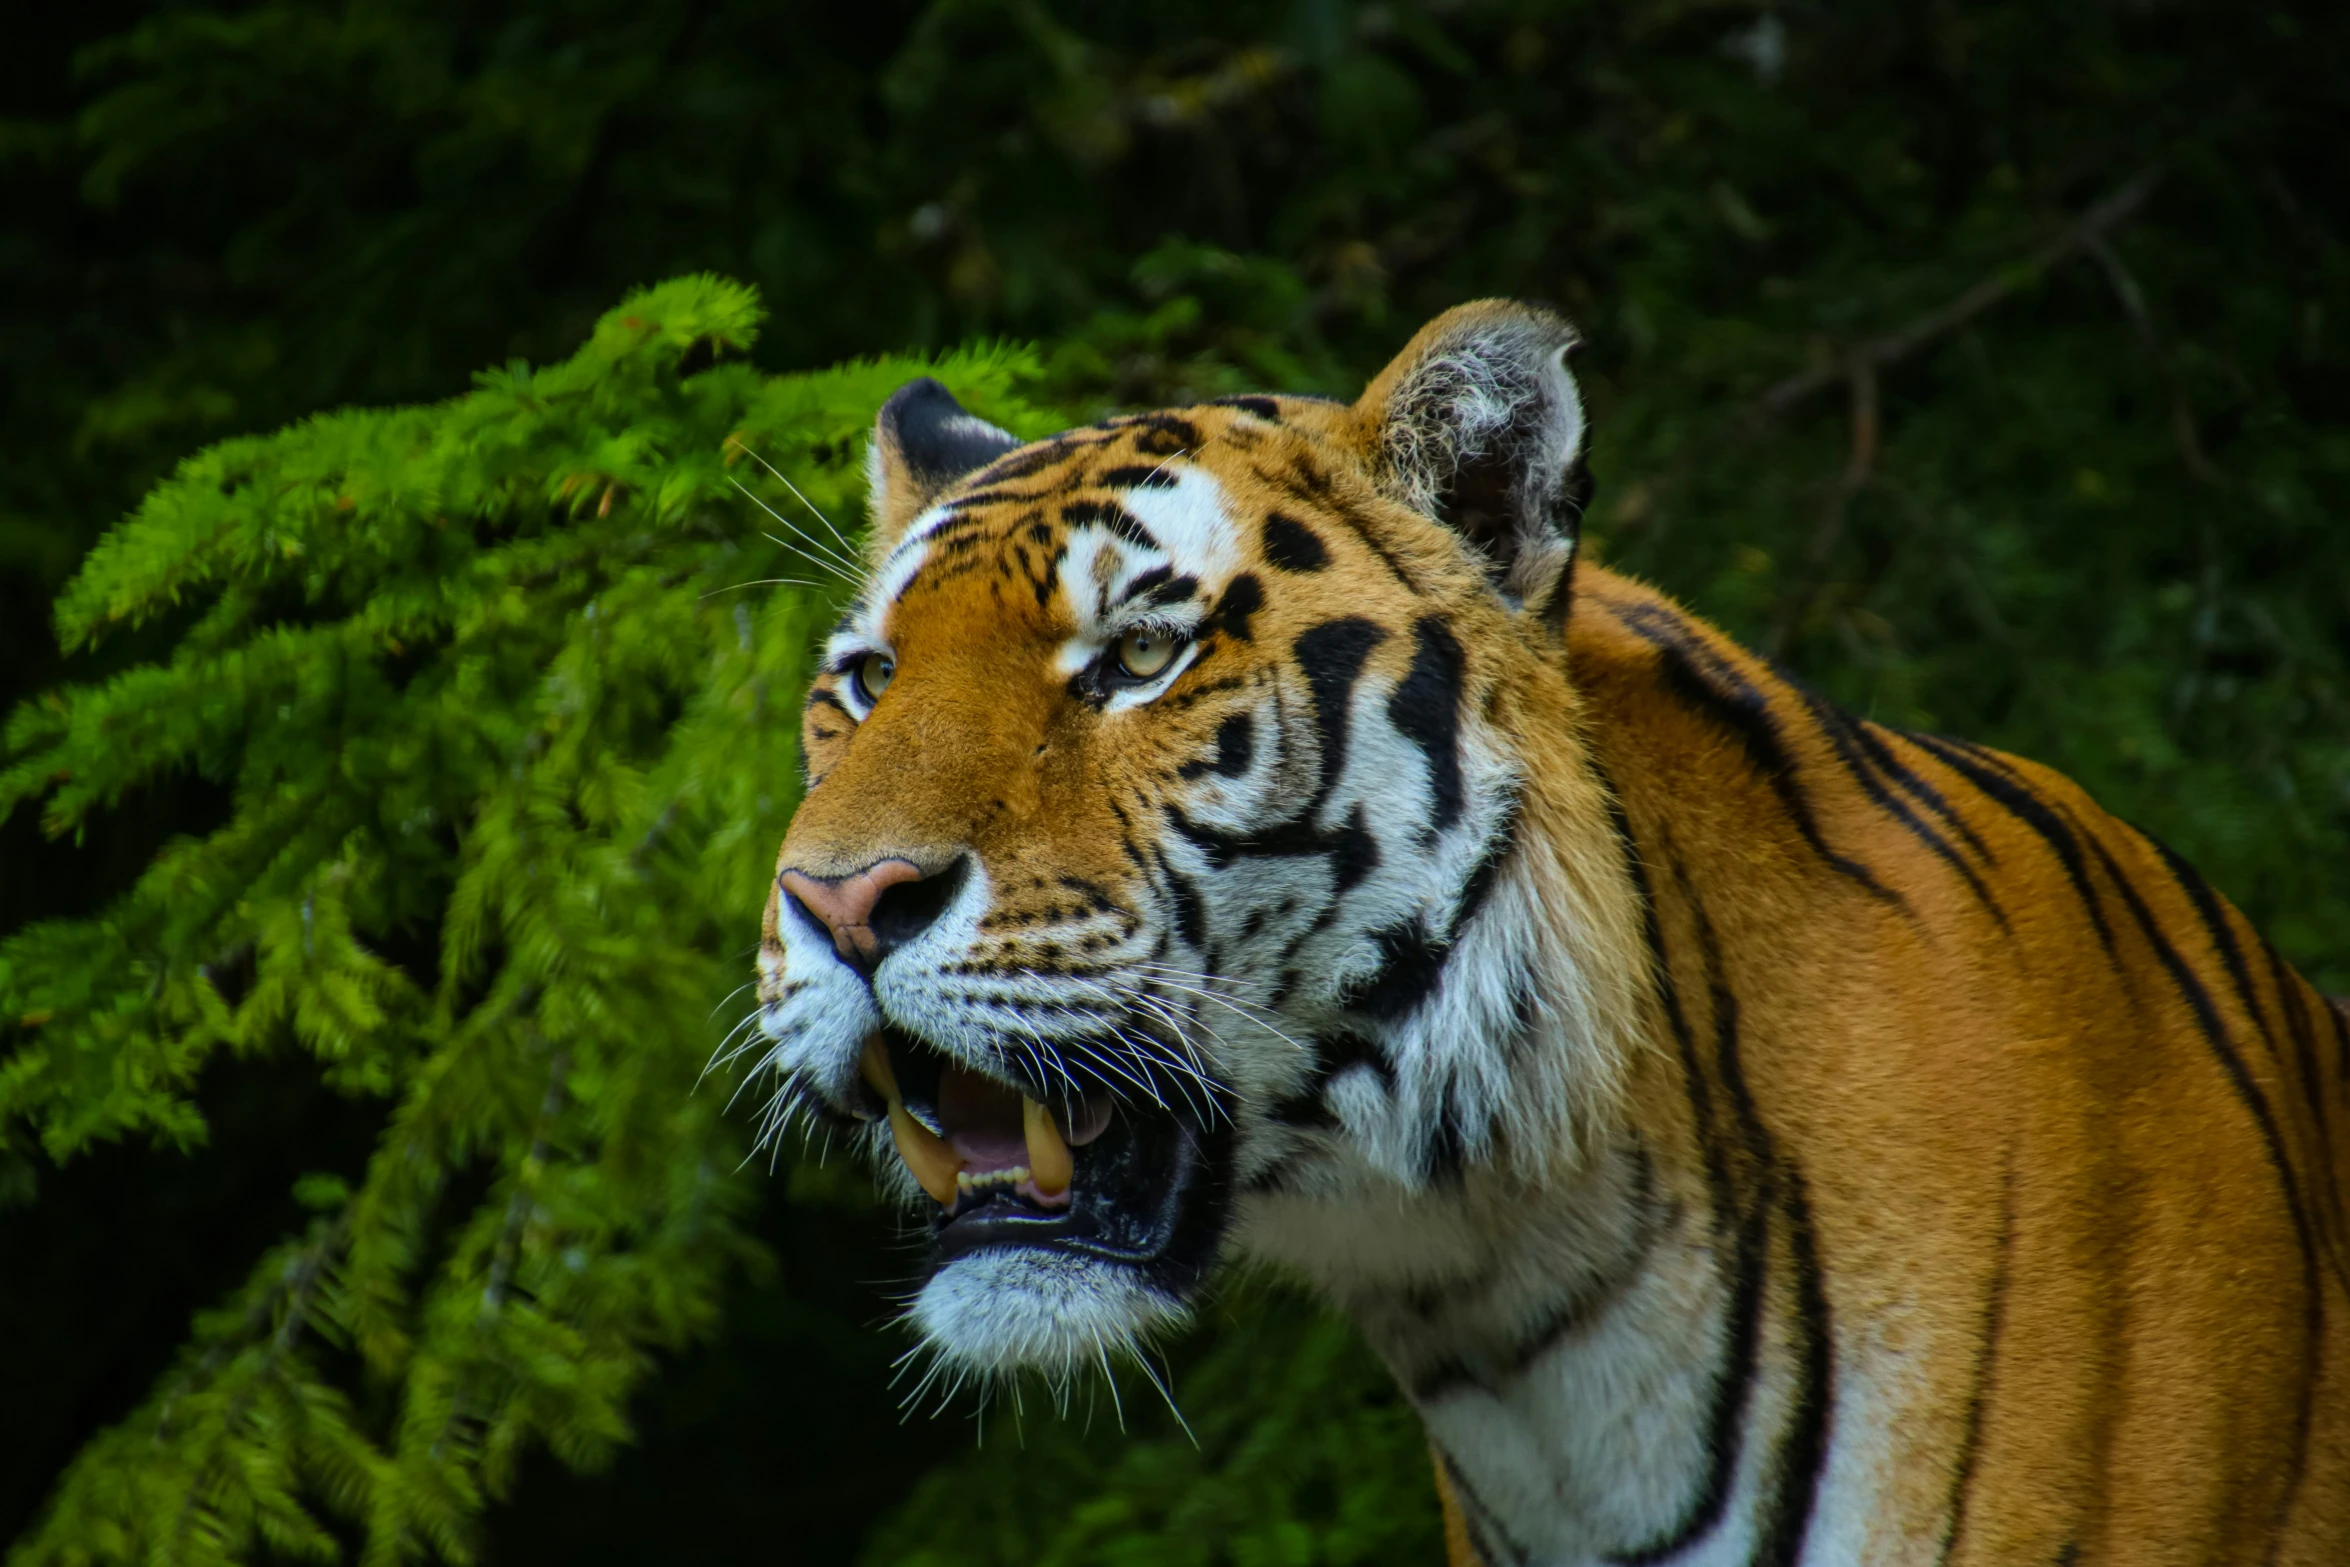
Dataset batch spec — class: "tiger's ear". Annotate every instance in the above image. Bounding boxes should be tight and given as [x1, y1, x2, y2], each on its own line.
[1353, 301, 1590, 619]
[864, 377, 1024, 547]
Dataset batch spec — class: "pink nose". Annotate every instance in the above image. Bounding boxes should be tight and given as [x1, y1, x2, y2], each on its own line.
[778, 859, 927, 965]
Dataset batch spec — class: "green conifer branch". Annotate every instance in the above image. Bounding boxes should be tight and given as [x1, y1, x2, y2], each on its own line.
[2, 275, 1054, 1564]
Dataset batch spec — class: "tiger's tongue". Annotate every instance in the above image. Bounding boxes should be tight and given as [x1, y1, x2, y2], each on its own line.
[938, 1063, 1028, 1172]
[934, 1061, 1116, 1211]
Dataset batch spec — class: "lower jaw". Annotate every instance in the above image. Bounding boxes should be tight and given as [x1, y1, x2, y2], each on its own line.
[908, 1246, 1193, 1376]
[905, 1113, 1236, 1371]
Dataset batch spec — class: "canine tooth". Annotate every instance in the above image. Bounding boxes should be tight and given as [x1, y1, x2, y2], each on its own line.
[858, 1033, 901, 1103]
[1024, 1095, 1073, 1197]
[887, 1103, 962, 1207]
[861, 1035, 963, 1207]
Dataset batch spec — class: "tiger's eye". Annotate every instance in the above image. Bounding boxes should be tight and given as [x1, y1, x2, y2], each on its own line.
[854, 652, 895, 704]
[1115, 629, 1178, 681]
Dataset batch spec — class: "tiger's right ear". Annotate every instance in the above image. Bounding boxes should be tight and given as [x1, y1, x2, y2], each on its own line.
[864, 378, 1023, 549]
[1352, 301, 1589, 622]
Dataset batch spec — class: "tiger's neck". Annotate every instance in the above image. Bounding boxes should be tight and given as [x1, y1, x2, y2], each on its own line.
[1236, 564, 1856, 1565]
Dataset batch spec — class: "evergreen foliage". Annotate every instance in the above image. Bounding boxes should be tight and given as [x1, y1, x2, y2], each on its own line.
[0, 275, 1056, 1564]
[4, 1, 2345, 1562]
[858, 1289, 1441, 1567]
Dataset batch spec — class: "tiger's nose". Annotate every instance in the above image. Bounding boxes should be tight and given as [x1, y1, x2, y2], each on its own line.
[778, 857, 963, 973]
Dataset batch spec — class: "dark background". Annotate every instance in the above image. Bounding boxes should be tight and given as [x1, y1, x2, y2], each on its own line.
[5, 2, 2345, 1561]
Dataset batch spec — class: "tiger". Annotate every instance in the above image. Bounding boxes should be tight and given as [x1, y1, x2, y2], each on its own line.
[751, 300, 2350, 1565]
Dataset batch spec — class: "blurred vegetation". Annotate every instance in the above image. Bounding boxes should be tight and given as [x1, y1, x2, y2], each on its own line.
[2, 0, 2344, 1562]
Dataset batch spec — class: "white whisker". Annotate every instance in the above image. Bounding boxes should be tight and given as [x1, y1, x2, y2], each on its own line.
[1130, 968, 1312, 1056]
[727, 475, 863, 576]
[1132, 1347, 1197, 1449]
[1094, 1338, 1127, 1434]
[727, 438, 863, 560]
[699, 576, 834, 599]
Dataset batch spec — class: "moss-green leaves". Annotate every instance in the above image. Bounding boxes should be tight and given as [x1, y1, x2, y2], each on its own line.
[0, 277, 1049, 1567]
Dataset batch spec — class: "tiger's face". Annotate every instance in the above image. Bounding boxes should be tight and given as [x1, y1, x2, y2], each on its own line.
[754, 303, 1632, 1381]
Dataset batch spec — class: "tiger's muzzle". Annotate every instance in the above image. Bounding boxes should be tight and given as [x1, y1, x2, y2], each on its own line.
[771, 851, 1238, 1355]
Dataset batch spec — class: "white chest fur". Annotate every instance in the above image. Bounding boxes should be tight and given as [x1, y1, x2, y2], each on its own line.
[1236, 1138, 1832, 1567]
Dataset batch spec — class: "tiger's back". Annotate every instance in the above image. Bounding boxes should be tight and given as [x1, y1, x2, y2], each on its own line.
[1529, 563, 2350, 1562]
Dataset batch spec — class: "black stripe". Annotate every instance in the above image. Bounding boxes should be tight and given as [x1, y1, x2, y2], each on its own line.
[967, 432, 1098, 484]
[1439, 1452, 1530, 1567]
[1388, 616, 1468, 834]
[941, 484, 1054, 513]
[1104, 412, 1201, 456]
[1606, 811, 1770, 1566]
[1292, 618, 1389, 816]
[2147, 834, 2350, 1275]
[1903, 729, 2119, 961]
[1337, 916, 1449, 1021]
[1690, 862, 1832, 1567]
[1117, 563, 1175, 603]
[1322, 802, 1381, 895]
[1798, 691, 2003, 922]
[1612, 600, 1901, 910]
[1098, 464, 1181, 490]
[1177, 713, 1255, 781]
[1060, 498, 1159, 550]
[1209, 394, 1282, 421]
[2084, 830, 2328, 1285]
[1265, 1020, 1394, 1132]
[2261, 938, 2344, 1243]
[1936, 1152, 2018, 1567]
[1029, 541, 1066, 610]
[1208, 573, 1263, 643]
[1262, 511, 1330, 572]
[1104, 797, 1152, 880]
[1327, 508, 1422, 592]
[1162, 793, 1383, 898]
[1437, 1145, 1666, 1397]
[1755, 1166, 1834, 1567]
[2076, 828, 2326, 1552]
[1424, 1083, 1471, 1186]
[2143, 834, 2271, 1059]
[1151, 845, 1208, 952]
[1873, 727, 1999, 863]
[1336, 792, 1520, 1022]
[804, 688, 851, 719]
[1449, 795, 1521, 940]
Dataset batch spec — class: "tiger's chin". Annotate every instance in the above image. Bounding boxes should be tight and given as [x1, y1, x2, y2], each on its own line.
[909, 1251, 1188, 1378]
[870, 1028, 1235, 1378]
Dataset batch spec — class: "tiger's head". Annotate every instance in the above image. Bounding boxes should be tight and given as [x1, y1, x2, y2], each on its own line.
[753, 301, 1644, 1383]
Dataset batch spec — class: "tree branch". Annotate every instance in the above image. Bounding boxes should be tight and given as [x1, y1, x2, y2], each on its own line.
[2081, 228, 2221, 484]
[1767, 358, 1878, 655]
[1756, 167, 2166, 417]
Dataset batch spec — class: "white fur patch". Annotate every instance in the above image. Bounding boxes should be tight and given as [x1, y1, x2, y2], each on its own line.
[909, 1248, 1185, 1381]
[1119, 466, 1243, 583]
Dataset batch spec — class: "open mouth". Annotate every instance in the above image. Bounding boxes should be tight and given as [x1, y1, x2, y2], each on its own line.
[861, 1027, 1231, 1278]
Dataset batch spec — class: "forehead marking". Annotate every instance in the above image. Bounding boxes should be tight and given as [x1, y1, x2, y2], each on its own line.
[1115, 468, 1240, 585]
[851, 454, 1243, 657]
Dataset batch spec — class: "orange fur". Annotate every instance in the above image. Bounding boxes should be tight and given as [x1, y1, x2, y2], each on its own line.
[763, 304, 2350, 1563]
[1556, 566, 2350, 1564]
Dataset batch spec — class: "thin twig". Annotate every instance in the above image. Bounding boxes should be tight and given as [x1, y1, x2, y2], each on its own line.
[2081, 229, 2220, 484]
[1755, 167, 2166, 418]
[1767, 356, 1878, 655]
